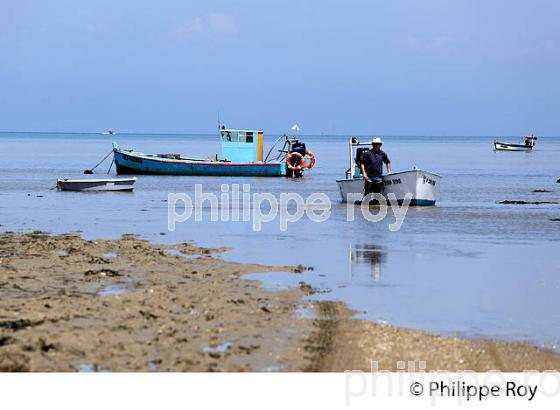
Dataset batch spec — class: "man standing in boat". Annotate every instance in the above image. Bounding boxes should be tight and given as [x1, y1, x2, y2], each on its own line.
[360, 137, 392, 196]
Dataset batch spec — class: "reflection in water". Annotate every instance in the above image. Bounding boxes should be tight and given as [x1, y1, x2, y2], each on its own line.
[348, 244, 387, 281]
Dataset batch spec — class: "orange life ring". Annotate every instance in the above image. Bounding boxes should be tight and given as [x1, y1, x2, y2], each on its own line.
[286, 152, 305, 171]
[303, 150, 316, 169]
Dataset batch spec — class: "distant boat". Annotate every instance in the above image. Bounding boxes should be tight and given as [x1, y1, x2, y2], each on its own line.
[494, 135, 537, 151]
[57, 177, 136, 192]
[336, 138, 441, 206]
[112, 127, 316, 177]
[102, 129, 116, 135]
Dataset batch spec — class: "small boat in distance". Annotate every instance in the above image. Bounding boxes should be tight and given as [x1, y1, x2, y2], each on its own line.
[336, 137, 441, 206]
[112, 126, 316, 177]
[57, 177, 136, 192]
[494, 135, 537, 151]
[102, 129, 116, 135]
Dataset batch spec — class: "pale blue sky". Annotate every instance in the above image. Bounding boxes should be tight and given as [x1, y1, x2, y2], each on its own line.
[1, 0, 559, 135]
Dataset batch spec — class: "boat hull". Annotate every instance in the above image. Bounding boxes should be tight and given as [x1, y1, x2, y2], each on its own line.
[114, 149, 284, 176]
[57, 178, 136, 192]
[336, 170, 441, 206]
[494, 141, 533, 151]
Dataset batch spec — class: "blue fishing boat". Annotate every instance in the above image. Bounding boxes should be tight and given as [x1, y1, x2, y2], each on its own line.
[112, 127, 315, 177]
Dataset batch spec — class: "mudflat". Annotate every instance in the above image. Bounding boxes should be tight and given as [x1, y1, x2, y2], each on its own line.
[1, 232, 559, 372]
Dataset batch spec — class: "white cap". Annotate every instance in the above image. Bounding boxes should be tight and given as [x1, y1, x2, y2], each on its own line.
[371, 137, 383, 145]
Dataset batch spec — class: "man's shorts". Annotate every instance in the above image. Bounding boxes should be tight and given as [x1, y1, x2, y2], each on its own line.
[364, 177, 383, 195]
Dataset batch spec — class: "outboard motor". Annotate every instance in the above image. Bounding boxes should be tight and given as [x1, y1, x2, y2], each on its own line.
[355, 147, 369, 166]
[286, 140, 307, 178]
[353, 147, 369, 177]
[290, 141, 306, 157]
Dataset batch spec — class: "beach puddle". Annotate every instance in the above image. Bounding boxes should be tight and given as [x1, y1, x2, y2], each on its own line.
[147, 361, 159, 371]
[78, 363, 94, 372]
[78, 363, 109, 372]
[165, 249, 198, 259]
[98, 285, 128, 297]
[202, 341, 232, 354]
[260, 366, 281, 372]
[102, 252, 118, 259]
[49, 249, 68, 257]
[295, 303, 317, 320]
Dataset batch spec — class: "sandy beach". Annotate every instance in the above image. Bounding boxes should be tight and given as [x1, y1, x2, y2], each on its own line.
[1, 231, 559, 372]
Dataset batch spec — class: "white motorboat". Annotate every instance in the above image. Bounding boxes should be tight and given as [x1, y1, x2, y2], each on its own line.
[336, 138, 441, 206]
[56, 177, 136, 192]
[494, 135, 537, 151]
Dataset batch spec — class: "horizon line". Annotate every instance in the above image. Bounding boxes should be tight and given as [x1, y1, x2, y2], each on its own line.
[0, 131, 557, 138]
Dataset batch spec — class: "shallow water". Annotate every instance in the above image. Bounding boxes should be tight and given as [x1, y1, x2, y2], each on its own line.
[1, 132, 559, 349]
[98, 285, 128, 298]
[202, 342, 233, 354]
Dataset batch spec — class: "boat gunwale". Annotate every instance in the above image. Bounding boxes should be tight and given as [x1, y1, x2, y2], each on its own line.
[494, 141, 533, 149]
[57, 178, 137, 183]
[114, 148, 282, 167]
[336, 168, 443, 183]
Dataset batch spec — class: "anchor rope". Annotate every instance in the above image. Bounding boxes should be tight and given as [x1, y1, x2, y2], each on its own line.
[85, 149, 113, 173]
[107, 158, 115, 174]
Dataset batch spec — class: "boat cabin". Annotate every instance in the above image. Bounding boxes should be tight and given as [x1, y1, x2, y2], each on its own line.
[220, 129, 264, 163]
[524, 135, 537, 147]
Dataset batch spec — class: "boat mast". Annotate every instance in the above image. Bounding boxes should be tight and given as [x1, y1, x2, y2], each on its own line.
[349, 138, 354, 179]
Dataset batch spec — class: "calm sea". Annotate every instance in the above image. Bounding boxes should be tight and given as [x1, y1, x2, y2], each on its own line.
[1, 132, 559, 350]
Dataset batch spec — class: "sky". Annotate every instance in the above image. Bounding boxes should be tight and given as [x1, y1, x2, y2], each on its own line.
[1, 0, 559, 135]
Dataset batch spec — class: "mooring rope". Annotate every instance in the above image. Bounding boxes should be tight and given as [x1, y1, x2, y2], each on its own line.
[84, 149, 113, 174]
[107, 158, 115, 174]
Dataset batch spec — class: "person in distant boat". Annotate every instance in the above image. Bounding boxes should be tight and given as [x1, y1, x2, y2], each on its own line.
[360, 137, 392, 195]
[524, 134, 536, 147]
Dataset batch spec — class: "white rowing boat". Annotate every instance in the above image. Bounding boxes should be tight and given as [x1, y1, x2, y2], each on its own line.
[336, 138, 441, 206]
[56, 178, 136, 192]
[337, 170, 441, 205]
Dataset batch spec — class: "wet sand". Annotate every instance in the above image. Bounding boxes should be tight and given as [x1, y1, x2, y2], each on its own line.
[1, 232, 559, 372]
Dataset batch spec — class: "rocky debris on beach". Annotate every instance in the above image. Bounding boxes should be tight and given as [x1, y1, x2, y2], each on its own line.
[292, 264, 314, 273]
[169, 242, 231, 256]
[0, 232, 306, 372]
[1, 232, 560, 372]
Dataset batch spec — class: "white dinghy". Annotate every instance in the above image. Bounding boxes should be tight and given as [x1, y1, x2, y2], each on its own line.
[56, 177, 136, 192]
[494, 135, 537, 151]
[336, 138, 441, 206]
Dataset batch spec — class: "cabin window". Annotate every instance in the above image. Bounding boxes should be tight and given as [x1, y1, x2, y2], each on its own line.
[222, 131, 239, 142]
[236, 132, 254, 143]
[221, 131, 256, 143]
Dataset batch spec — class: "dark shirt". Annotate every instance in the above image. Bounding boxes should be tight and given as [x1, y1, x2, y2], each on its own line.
[361, 149, 390, 178]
